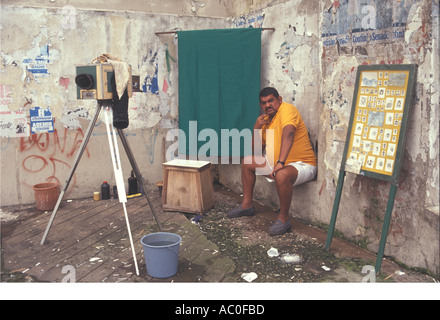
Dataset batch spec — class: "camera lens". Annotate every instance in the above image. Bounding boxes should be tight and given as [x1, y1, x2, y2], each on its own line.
[75, 74, 94, 90]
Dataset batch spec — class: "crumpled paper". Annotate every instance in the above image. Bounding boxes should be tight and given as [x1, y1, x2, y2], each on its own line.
[241, 272, 258, 282]
[267, 247, 279, 257]
[280, 253, 301, 264]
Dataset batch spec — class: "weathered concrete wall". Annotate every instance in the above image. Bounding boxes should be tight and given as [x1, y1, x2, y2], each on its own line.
[1, 0, 438, 275]
[219, 0, 439, 275]
[1, 0, 234, 18]
[0, 5, 228, 206]
[225, 0, 291, 16]
[319, 0, 439, 275]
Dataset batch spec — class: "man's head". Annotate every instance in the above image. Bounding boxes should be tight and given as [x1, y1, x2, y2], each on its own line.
[259, 87, 283, 117]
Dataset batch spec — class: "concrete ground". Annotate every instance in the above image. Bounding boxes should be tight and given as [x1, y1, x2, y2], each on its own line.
[1, 184, 437, 285]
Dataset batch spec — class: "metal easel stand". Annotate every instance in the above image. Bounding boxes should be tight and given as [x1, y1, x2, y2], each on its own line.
[40, 100, 162, 247]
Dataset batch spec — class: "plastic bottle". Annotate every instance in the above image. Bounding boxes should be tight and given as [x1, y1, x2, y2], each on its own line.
[128, 171, 138, 195]
[101, 181, 111, 200]
[113, 185, 118, 200]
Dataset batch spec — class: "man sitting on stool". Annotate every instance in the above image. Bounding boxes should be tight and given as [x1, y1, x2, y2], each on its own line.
[227, 87, 317, 236]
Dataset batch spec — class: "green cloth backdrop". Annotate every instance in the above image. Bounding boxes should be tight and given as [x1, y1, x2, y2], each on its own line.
[178, 29, 261, 157]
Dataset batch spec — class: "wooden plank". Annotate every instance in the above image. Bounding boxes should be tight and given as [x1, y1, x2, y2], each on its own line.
[45, 203, 152, 281]
[80, 206, 197, 282]
[2, 199, 148, 281]
[58, 220, 149, 282]
[76, 203, 173, 282]
[1, 194, 165, 282]
[2, 197, 144, 254]
[2, 199, 103, 244]
[1, 188, 236, 283]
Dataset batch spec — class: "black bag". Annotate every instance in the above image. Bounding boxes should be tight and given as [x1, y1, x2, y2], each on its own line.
[111, 75, 129, 129]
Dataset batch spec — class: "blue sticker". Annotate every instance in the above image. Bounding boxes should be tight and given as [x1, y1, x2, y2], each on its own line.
[30, 107, 54, 134]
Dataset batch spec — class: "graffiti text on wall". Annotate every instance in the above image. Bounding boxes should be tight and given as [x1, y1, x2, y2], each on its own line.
[20, 127, 90, 187]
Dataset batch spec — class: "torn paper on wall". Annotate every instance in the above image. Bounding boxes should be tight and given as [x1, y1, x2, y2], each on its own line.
[30, 106, 54, 134]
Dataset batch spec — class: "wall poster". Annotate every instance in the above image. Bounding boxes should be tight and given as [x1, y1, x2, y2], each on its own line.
[30, 106, 54, 134]
[343, 64, 417, 185]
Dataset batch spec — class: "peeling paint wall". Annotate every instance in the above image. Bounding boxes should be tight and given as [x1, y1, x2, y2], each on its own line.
[1, 0, 438, 275]
[0, 5, 228, 206]
[226, 0, 293, 16]
[319, 0, 439, 274]
[1, 0, 235, 18]
[219, 0, 439, 275]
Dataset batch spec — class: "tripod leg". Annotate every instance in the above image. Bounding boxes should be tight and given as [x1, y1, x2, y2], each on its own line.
[117, 128, 162, 231]
[40, 104, 103, 245]
[103, 108, 140, 275]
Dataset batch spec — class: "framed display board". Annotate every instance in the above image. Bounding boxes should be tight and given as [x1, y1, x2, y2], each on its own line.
[326, 64, 417, 274]
[342, 64, 417, 185]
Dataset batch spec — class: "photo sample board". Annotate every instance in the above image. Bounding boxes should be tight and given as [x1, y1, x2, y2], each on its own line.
[342, 64, 417, 185]
[326, 65, 417, 273]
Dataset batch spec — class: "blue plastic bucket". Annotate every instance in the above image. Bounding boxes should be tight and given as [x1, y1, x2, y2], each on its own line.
[140, 232, 182, 278]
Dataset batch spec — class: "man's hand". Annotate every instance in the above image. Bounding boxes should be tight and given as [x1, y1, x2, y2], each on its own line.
[254, 113, 270, 130]
[270, 162, 284, 180]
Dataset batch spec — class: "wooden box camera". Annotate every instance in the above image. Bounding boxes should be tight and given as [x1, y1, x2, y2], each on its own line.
[75, 64, 133, 100]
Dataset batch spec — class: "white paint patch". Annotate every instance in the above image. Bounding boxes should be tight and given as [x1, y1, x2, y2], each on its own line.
[0, 209, 18, 222]
[405, 4, 423, 43]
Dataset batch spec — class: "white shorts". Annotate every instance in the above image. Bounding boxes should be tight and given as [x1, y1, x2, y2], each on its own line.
[256, 158, 317, 186]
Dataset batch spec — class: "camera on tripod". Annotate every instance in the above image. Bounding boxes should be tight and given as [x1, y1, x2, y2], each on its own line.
[75, 64, 133, 100]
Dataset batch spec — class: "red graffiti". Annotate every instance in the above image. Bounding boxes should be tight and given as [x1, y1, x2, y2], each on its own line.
[20, 127, 90, 188]
[20, 127, 90, 158]
[22, 155, 48, 173]
[20, 132, 51, 153]
[22, 156, 74, 186]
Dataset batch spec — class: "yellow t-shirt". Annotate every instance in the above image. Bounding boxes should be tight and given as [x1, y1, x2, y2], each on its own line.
[262, 102, 317, 167]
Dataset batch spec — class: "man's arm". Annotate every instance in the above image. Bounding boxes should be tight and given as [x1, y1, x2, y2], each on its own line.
[272, 124, 295, 177]
[252, 114, 270, 156]
[278, 124, 295, 163]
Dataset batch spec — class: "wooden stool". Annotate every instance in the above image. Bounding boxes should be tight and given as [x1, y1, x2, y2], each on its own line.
[162, 160, 215, 214]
